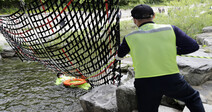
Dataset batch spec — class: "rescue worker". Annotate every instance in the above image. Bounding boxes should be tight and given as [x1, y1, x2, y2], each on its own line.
[117, 4, 205, 112]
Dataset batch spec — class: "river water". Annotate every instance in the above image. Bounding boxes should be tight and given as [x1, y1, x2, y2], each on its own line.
[0, 58, 87, 112]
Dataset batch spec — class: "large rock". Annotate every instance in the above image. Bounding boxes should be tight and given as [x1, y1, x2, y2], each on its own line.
[80, 85, 117, 112]
[0, 34, 15, 58]
[177, 48, 212, 86]
[196, 33, 212, 46]
[0, 46, 16, 58]
[116, 79, 136, 112]
[202, 26, 212, 33]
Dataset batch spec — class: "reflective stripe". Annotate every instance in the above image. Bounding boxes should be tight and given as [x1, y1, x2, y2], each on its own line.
[126, 27, 172, 37]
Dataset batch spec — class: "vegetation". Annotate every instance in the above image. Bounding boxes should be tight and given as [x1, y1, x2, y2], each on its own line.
[120, 0, 212, 40]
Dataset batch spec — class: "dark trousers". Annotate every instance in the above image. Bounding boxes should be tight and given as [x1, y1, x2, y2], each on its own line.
[134, 73, 205, 112]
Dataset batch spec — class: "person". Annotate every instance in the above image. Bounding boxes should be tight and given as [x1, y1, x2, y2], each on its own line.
[55, 73, 75, 85]
[117, 4, 205, 112]
[55, 73, 91, 90]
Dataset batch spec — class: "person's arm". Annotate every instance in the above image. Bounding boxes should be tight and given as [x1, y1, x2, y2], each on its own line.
[117, 37, 130, 58]
[172, 25, 199, 55]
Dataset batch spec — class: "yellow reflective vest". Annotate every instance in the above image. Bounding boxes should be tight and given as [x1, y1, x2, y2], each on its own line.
[125, 23, 179, 78]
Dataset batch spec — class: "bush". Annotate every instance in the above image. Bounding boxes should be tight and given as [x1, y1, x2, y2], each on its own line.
[119, 0, 166, 6]
[154, 1, 212, 39]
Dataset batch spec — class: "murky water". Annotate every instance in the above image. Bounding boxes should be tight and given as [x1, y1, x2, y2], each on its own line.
[0, 58, 87, 112]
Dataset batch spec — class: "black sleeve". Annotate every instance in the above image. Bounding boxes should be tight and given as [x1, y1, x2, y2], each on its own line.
[172, 25, 199, 55]
[117, 37, 130, 58]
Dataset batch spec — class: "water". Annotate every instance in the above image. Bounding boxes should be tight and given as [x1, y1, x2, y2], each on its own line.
[0, 58, 87, 112]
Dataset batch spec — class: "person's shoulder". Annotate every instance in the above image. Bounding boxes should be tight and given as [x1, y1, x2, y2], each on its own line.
[170, 25, 183, 33]
[125, 30, 141, 38]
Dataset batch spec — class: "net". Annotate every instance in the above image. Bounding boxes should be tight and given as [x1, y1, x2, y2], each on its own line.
[0, 0, 121, 87]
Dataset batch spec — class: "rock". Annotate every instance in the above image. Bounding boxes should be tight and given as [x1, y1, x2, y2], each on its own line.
[80, 85, 117, 112]
[196, 33, 212, 46]
[0, 34, 16, 58]
[0, 54, 1, 60]
[161, 96, 185, 110]
[203, 26, 212, 33]
[0, 33, 8, 46]
[120, 67, 135, 85]
[120, 63, 130, 72]
[183, 104, 212, 112]
[132, 105, 181, 112]
[0, 46, 16, 58]
[202, 46, 212, 53]
[116, 79, 136, 112]
[192, 81, 212, 105]
[121, 55, 133, 67]
[159, 105, 182, 112]
[177, 48, 212, 86]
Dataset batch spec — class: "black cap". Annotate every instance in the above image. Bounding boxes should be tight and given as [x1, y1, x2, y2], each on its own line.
[131, 4, 154, 19]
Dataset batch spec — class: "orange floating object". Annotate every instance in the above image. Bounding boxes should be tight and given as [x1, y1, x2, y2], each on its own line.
[63, 79, 87, 86]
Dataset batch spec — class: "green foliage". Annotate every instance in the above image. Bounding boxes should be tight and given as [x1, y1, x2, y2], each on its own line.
[154, 1, 212, 39]
[119, 0, 168, 6]
[120, 20, 137, 41]
[120, 0, 212, 40]
[168, 0, 210, 6]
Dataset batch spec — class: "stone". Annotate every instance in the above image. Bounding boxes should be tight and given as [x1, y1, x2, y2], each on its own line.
[121, 55, 133, 67]
[0, 33, 8, 46]
[0, 46, 16, 58]
[120, 63, 130, 72]
[0, 34, 15, 58]
[183, 104, 212, 112]
[192, 81, 212, 105]
[159, 105, 181, 112]
[161, 96, 185, 110]
[116, 79, 136, 112]
[196, 33, 212, 46]
[177, 48, 212, 86]
[203, 26, 212, 33]
[132, 105, 181, 112]
[80, 85, 118, 112]
[120, 67, 135, 85]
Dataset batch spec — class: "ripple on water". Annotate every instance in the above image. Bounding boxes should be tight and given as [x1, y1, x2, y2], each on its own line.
[0, 59, 87, 112]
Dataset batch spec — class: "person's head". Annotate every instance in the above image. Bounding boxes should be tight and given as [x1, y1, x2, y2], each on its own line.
[57, 73, 63, 78]
[131, 4, 155, 27]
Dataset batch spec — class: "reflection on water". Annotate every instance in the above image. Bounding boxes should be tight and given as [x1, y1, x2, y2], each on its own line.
[0, 58, 86, 112]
